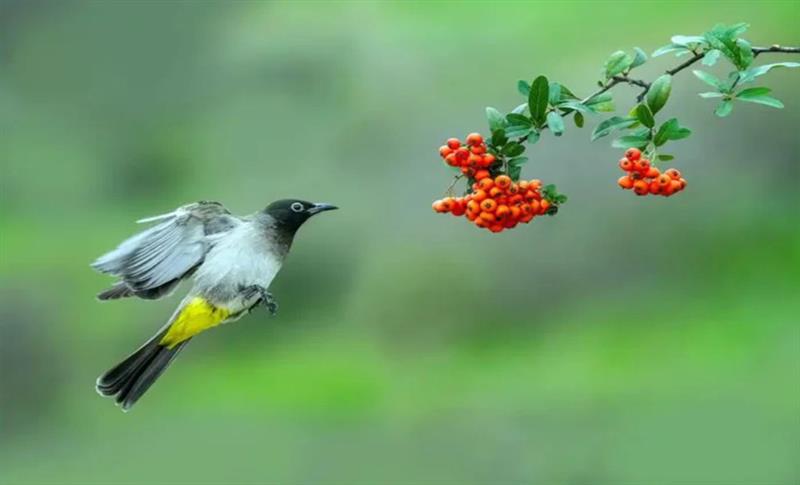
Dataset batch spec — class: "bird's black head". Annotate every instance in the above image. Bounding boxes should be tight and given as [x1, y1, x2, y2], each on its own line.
[264, 199, 338, 233]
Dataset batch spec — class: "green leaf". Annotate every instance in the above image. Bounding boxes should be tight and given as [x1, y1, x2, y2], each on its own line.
[736, 94, 784, 109]
[736, 87, 771, 99]
[548, 82, 562, 105]
[506, 113, 532, 126]
[486, 107, 505, 132]
[703, 23, 753, 70]
[511, 103, 528, 115]
[491, 129, 508, 147]
[738, 62, 800, 83]
[508, 164, 522, 181]
[517, 80, 531, 96]
[737, 38, 754, 69]
[504, 126, 532, 138]
[631, 47, 647, 68]
[526, 129, 540, 144]
[505, 113, 533, 138]
[657, 154, 674, 161]
[634, 103, 655, 128]
[555, 84, 579, 100]
[702, 49, 721, 66]
[654, 118, 691, 146]
[584, 92, 615, 112]
[652, 44, 688, 57]
[502, 142, 525, 157]
[715, 100, 733, 117]
[646, 74, 672, 114]
[508, 156, 528, 167]
[558, 100, 592, 113]
[604, 50, 634, 78]
[698, 92, 725, 98]
[612, 135, 650, 149]
[528, 76, 550, 127]
[574, 112, 584, 128]
[671, 35, 706, 47]
[590, 116, 637, 141]
[546, 111, 565, 136]
[693, 70, 723, 89]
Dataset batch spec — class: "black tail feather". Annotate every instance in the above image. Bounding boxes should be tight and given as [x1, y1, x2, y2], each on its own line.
[97, 328, 188, 411]
[97, 282, 135, 300]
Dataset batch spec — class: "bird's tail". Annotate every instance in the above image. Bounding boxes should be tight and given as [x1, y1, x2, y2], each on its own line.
[96, 325, 189, 411]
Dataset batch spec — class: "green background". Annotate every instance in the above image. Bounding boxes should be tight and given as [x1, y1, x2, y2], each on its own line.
[1, 1, 798, 484]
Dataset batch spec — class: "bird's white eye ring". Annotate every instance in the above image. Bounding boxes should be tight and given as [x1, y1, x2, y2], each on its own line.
[290, 202, 304, 212]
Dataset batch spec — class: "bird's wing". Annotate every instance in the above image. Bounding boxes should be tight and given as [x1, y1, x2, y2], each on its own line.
[92, 201, 240, 293]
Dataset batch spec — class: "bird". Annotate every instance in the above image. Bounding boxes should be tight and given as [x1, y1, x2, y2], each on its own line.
[91, 199, 337, 411]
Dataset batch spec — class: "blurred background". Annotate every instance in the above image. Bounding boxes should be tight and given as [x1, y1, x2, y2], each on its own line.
[1, 1, 798, 484]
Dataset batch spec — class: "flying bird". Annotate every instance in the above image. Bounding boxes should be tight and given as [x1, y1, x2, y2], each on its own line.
[91, 199, 337, 411]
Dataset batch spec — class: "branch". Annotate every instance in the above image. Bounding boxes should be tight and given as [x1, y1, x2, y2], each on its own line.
[518, 43, 799, 142]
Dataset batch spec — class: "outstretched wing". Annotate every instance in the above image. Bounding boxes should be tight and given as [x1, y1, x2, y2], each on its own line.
[92, 201, 239, 299]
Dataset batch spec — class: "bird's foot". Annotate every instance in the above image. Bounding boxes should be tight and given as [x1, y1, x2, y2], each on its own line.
[240, 284, 278, 316]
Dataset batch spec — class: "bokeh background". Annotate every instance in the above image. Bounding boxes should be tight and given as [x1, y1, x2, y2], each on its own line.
[1, 1, 798, 484]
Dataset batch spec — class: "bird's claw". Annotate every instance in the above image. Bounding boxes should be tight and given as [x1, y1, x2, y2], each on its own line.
[240, 285, 278, 316]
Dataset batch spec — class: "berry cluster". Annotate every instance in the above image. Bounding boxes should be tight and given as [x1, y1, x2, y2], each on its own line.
[617, 148, 687, 197]
[438, 133, 496, 180]
[432, 174, 551, 233]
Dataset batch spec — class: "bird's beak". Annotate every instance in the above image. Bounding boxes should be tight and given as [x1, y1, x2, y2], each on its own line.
[308, 202, 338, 215]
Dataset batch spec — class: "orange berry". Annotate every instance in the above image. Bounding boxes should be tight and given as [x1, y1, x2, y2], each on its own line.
[645, 166, 660, 179]
[524, 190, 538, 201]
[445, 153, 458, 166]
[528, 179, 542, 190]
[481, 154, 496, 167]
[518, 180, 529, 191]
[661, 183, 675, 197]
[528, 200, 541, 214]
[495, 205, 510, 219]
[625, 148, 641, 161]
[480, 198, 497, 213]
[488, 224, 504, 233]
[468, 153, 483, 167]
[489, 187, 503, 198]
[466, 211, 478, 221]
[472, 189, 487, 202]
[633, 180, 649, 195]
[519, 203, 532, 215]
[619, 158, 634, 172]
[432, 200, 441, 212]
[539, 200, 550, 214]
[509, 194, 523, 205]
[460, 167, 474, 176]
[467, 200, 480, 213]
[446, 138, 461, 150]
[466, 133, 484, 146]
[475, 217, 489, 228]
[618, 175, 634, 189]
[479, 211, 496, 223]
[648, 180, 661, 195]
[678, 178, 687, 189]
[669, 179, 682, 192]
[441, 197, 455, 212]
[477, 178, 494, 190]
[520, 214, 534, 223]
[510, 206, 522, 220]
[665, 168, 681, 180]
[474, 169, 490, 181]
[657, 174, 671, 187]
[470, 144, 486, 155]
[455, 147, 470, 162]
[439, 146, 452, 158]
[506, 184, 520, 195]
[494, 175, 512, 189]
[637, 159, 651, 173]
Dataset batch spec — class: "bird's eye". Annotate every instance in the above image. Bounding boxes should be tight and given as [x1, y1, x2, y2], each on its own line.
[290, 202, 304, 212]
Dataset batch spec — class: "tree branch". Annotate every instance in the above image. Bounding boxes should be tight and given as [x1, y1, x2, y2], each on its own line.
[516, 44, 799, 142]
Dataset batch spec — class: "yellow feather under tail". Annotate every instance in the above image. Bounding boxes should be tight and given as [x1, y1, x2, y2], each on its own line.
[160, 297, 230, 349]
